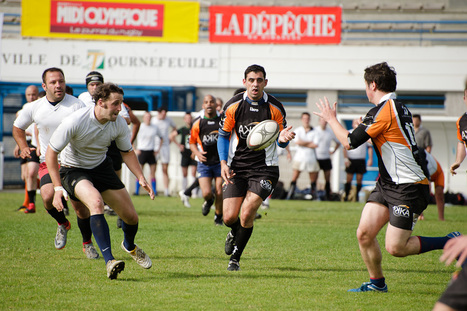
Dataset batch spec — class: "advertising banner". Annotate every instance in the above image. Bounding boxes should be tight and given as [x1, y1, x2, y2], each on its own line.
[209, 6, 341, 44]
[1, 39, 219, 85]
[22, 0, 199, 43]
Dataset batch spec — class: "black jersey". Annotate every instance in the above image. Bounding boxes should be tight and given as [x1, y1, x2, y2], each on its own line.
[177, 126, 192, 158]
[190, 115, 221, 166]
[219, 92, 286, 170]
[456, 113, 467, 147]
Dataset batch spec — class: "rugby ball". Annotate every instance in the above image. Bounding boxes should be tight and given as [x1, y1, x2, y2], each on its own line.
[247, 120, 280, 151]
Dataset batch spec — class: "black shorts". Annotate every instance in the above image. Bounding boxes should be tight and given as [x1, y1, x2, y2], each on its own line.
[107, 141, 123, 171]
[367, 179, 429, 230]
[223, 167, 279, 201]
[59, 157, 125, 201]
[138, 150, 156, 165]
[318, 159, 332, 171]
[20, 143, 40, 165]
[438, 267, 467, 310]
[181, 154, 197, 167]
[345, 159, 367, 174]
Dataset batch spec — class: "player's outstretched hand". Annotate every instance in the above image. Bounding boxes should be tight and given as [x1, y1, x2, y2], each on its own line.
[139, 178, 155, 200]
[313, 97, 337, 122]
[440, 235, 467, 268]
[19, 146, 36, 159]
[450, 162, 460, 175]
[278, 126, 295, 143]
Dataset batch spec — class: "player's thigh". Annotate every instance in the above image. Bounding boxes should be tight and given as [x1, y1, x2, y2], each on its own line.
[199, 177, 213, 197]
[74, 179, 105, 215]
[101, 188, 138, 224]
[385, 223, 413, 254]
[357, 202, 389, 239]
[223, 197, 244, 224]
[240, 191, 264, 227]
[39, 182, 54, 208]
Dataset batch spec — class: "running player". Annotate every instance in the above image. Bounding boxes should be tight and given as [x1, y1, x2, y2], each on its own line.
[189, 94, 223, 225]
[13, 67, 98, 259]
[314, 62, 460, 292]
[45, 83, 154, 279]
[218, 64, 295, 271]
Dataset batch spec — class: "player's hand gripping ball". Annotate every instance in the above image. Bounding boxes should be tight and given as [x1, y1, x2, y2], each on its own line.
[246, 120, 280, 151]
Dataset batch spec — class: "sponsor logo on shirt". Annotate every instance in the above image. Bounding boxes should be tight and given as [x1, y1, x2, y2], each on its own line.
[202, 130, 219, 146]
[238, 122, 258, 139]
[250, 107, 259, 112]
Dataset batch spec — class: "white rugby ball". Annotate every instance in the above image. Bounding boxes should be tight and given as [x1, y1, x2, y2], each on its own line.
[247, 120, 280, 151]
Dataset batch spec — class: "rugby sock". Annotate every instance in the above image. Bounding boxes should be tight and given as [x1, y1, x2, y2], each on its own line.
[182, 177, 187, 191]
[22, 184, 29, 207]
[286, 182, 296, 200]
[418, 236, 451, 253]
[48, 208, 68, 225]
[344, 182, 351, 200]
[356, 184, 363, 200]
[230, 225, 253, 262]
[135, 180, 140, 195]
[325, 181, 331, 199]
[184, 179, 200, 196]
[151, 179, 156, 193]
[77, 216, 93, 243]
[370, 277, 386, 288]
[121, 221, 139, 251]
[311, 182, 317, 197]
[90, 214, 114, 263]
[226, 218, 241, 237]
[27, 190, 36, 204]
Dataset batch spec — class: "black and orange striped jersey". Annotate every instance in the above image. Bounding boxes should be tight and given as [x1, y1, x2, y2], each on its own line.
[189, 115, 221, 166]
[219, 91, 287, 170]
[456, 113, 467, 147]
[348, 93, 428, 185]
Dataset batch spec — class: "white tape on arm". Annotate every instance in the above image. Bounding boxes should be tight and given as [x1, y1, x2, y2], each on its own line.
[54, 186, 69, 200]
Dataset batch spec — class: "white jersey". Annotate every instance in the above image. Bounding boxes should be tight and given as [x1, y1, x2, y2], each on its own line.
[13, 94, 85, 163]
[49, 106, 132, 169]
[78, 91, 130, 120]
[151, 116, 176, 147]
[347, 129, 370, 160]
[425, 151, 438, 176]
[17, 108, 38, 147]
[315, 126, 340, 160]
[136, 123, 162, 151]
[292, 126, 318, 163]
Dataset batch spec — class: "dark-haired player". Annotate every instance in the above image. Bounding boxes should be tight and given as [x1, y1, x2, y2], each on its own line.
[190, 95, 223, 224]
[13, 67, 98, 259]
[314, 62, 460, 292]
[46, 83, 154, 279]
[218, 64, 295, 271]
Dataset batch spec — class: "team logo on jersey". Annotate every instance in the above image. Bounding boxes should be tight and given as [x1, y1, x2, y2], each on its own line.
[238, 122, 258, 139]
[202, 130, 219, 146]
[462, 131, 467, 142]
[260, 179, 273, 192]
[392, 205, 410, 218]
[86, 50, 105, 70]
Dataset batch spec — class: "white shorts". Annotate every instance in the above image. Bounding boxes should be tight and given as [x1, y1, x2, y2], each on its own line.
[292, 160, 319, 172]
[157, 145, 170, 164]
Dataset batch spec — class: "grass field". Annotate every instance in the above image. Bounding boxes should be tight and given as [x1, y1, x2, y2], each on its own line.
[1, 191, 465, 310]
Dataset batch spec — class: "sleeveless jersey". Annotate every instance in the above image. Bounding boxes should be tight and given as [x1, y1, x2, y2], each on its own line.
[190, 115, 221, 166]
[219, 91, 287, 170]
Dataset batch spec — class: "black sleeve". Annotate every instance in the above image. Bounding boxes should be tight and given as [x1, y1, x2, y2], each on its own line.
[348, 126, 371, 149]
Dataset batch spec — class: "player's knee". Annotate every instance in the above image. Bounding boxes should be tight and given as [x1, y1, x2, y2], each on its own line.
[356, 227, 374, 245]
[385, 242, 408, 257]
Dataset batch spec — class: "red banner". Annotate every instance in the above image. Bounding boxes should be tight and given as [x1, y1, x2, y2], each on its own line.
[50, 1, 164, 37]
[209, 6, 341, 44]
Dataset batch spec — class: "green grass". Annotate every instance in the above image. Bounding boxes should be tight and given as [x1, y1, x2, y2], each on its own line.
[1, 191, 465, 310]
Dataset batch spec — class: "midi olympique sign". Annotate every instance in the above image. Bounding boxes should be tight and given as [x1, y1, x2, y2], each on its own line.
[21, 0, 199, 43]
[209, 6, 342, 44]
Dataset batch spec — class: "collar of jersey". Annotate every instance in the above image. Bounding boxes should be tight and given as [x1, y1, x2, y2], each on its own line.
[379, 92, 397, 104]
[243, 91, 268, 105]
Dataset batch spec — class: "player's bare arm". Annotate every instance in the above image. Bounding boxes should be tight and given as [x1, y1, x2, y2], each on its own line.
[450, 141, 466, 175]
[314, 97, 351, 150]
[44, 147, 68, 211]
[12, 126, 35, 159]
[121, 150, 155, 200]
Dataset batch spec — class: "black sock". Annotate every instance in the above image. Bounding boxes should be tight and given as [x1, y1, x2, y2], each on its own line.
[48, 208, 68, 225]
[184, 179, 200, 196]
[230, 225, 253, 262]
[121, 221, 139, 251]
[325, 181, 331, 198]
[344, 182, 351, 198]
[286, 182, 297, 200]
[356, 184, 362, 199]
[77, 216, 93, 243]
[27, 190, 36, 204]
[226, 218, 240, 236]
